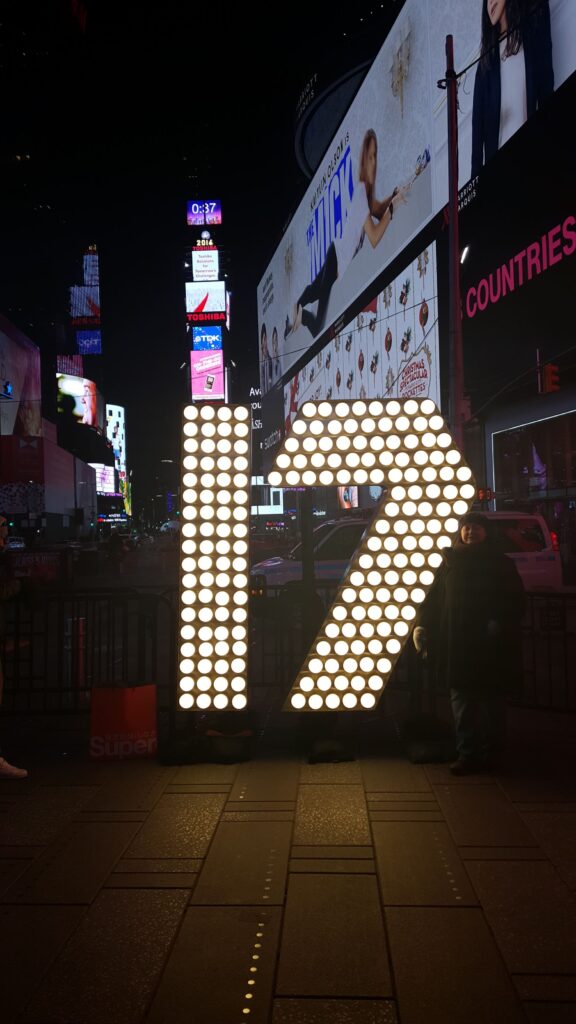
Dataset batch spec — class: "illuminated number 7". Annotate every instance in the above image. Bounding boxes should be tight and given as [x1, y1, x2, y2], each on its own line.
[267, 398, 475, 712]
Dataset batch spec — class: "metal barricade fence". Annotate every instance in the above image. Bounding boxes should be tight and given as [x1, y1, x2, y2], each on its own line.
[1, 586, 575, 726]
[248, 586, 576, 715]
[1, 588, 178, 720]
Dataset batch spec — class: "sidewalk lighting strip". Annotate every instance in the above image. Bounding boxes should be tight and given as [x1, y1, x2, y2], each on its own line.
[268, 399, 475, 712]
[178, 403, 251, 711]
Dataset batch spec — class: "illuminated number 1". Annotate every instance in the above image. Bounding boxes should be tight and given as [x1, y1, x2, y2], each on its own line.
[267, 398, 475, 712]
[178, 404, 252, 712]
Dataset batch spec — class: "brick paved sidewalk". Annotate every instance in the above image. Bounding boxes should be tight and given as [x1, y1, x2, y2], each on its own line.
[1, 707, 575, 1024]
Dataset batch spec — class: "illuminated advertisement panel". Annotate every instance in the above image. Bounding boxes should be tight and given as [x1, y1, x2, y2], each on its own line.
[83, 252, 100, 286]
[88, 463, 117, 495]
[0, 314, 42, 438]
[188, 310, 226, 325]
[56, 374, 105, 432]
[76, 329, 102, 355]
[258, 0, 576, 395]
[106, 404, 129, 514]
[282, 244, 440, 438]
[186, 281, 226, 314]
[190, 350, 225, 401]
[226, 290, 231, 332]
[70, 286, 100, 323]
[56, 354, 83, 377]
[192, 326, 222, 351]
[205, 201, 222, 225]
[186, 200, 222, 226]
[106, 405, 126, 477]
[192, 247, 219, 281]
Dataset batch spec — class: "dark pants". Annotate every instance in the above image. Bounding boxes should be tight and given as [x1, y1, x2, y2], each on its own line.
[450, 689, 507, 763]
[297, 241, 338, 337]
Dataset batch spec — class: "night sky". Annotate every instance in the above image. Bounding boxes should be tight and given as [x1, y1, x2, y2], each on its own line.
[1, 1, 400, 506]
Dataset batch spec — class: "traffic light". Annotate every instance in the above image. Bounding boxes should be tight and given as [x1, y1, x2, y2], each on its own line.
[543, 363, 560, 393]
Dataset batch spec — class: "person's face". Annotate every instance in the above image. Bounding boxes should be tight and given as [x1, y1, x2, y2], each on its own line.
[460, 522, 487, 545]
[0, 517, 8, 548]
[487, 0, 507, 29]
[366, 138, 377, 186]
[82, 383, 96, 418]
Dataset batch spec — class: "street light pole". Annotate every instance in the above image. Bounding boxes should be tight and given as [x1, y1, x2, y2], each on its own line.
[445, 34, 465, 452]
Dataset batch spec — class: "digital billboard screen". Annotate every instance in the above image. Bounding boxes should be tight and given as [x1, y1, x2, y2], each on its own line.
[186, 200, 222, 226]
[106, 405, 126, 478]
[281, 243, 440, 439]
[258, 0, 576, 395]
[76, 329, 102, 355]
[337, 486, 359, 510]
[190, 350, 225, 401]
[56, 374, 105, 432]
[89, 463, 117, 495]
[192, 326, 222, 351]
[106, 405, 131, 515]
[56, 353, 84, 377]
[192, 247, 219, 281]
[83, 252, 100, 286]
[70, 285, 100, 324]
[186, 280, 226, 316]
[0, 314, 42, 438]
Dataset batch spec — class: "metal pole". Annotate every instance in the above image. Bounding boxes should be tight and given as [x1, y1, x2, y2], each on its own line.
[299, 488, 316, 646]
[446, 35, 465, 451]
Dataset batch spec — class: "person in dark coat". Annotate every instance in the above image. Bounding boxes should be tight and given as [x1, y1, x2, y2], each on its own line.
[470, 0, 554, 178]
[412, 512, 525, 775]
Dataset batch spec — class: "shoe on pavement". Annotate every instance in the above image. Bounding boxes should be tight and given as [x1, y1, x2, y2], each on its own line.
[449, 758, 487, 776]
[0, 757, 29, 780]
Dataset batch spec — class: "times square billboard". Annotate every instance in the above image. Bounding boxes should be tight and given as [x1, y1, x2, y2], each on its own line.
[89, 463, 117, 496]
[186, 200, 222, 226]
[185, 281, 226, 324]
[258, 0, 576, 402]
[281, 241, 440, 438]
[190, 350, 225, 401]
[192, 247, 219, 281]
[56, 374, 105, 433]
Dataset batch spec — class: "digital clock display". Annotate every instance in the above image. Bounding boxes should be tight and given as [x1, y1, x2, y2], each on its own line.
[187, 200, 222, 226]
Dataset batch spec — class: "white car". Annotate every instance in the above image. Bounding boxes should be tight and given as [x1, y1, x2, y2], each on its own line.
[250, 517, 372, 599]
[250, 510, 563, 597]
[483, 511, 563, 591]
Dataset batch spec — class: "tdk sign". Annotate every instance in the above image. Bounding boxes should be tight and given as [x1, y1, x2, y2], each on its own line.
[192, 326, 223, 351]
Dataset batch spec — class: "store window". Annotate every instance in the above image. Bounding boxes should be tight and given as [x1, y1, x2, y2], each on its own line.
[493, 411, 576, 502]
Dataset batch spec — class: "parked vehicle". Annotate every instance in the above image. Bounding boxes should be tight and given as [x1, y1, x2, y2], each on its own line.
[250, 516, 371, 600]
[159, 520, 180, 533]
[483, 511, 562, 591]
[249, 509, 563, 598]
[5, 535, 26, 550]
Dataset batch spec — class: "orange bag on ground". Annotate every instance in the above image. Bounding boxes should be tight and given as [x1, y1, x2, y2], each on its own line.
[89, 685, 157, 760]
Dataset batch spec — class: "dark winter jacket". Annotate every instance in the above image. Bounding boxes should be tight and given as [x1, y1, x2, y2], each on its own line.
[419, 541, 525, 695]
[471, 2, 554, 178]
